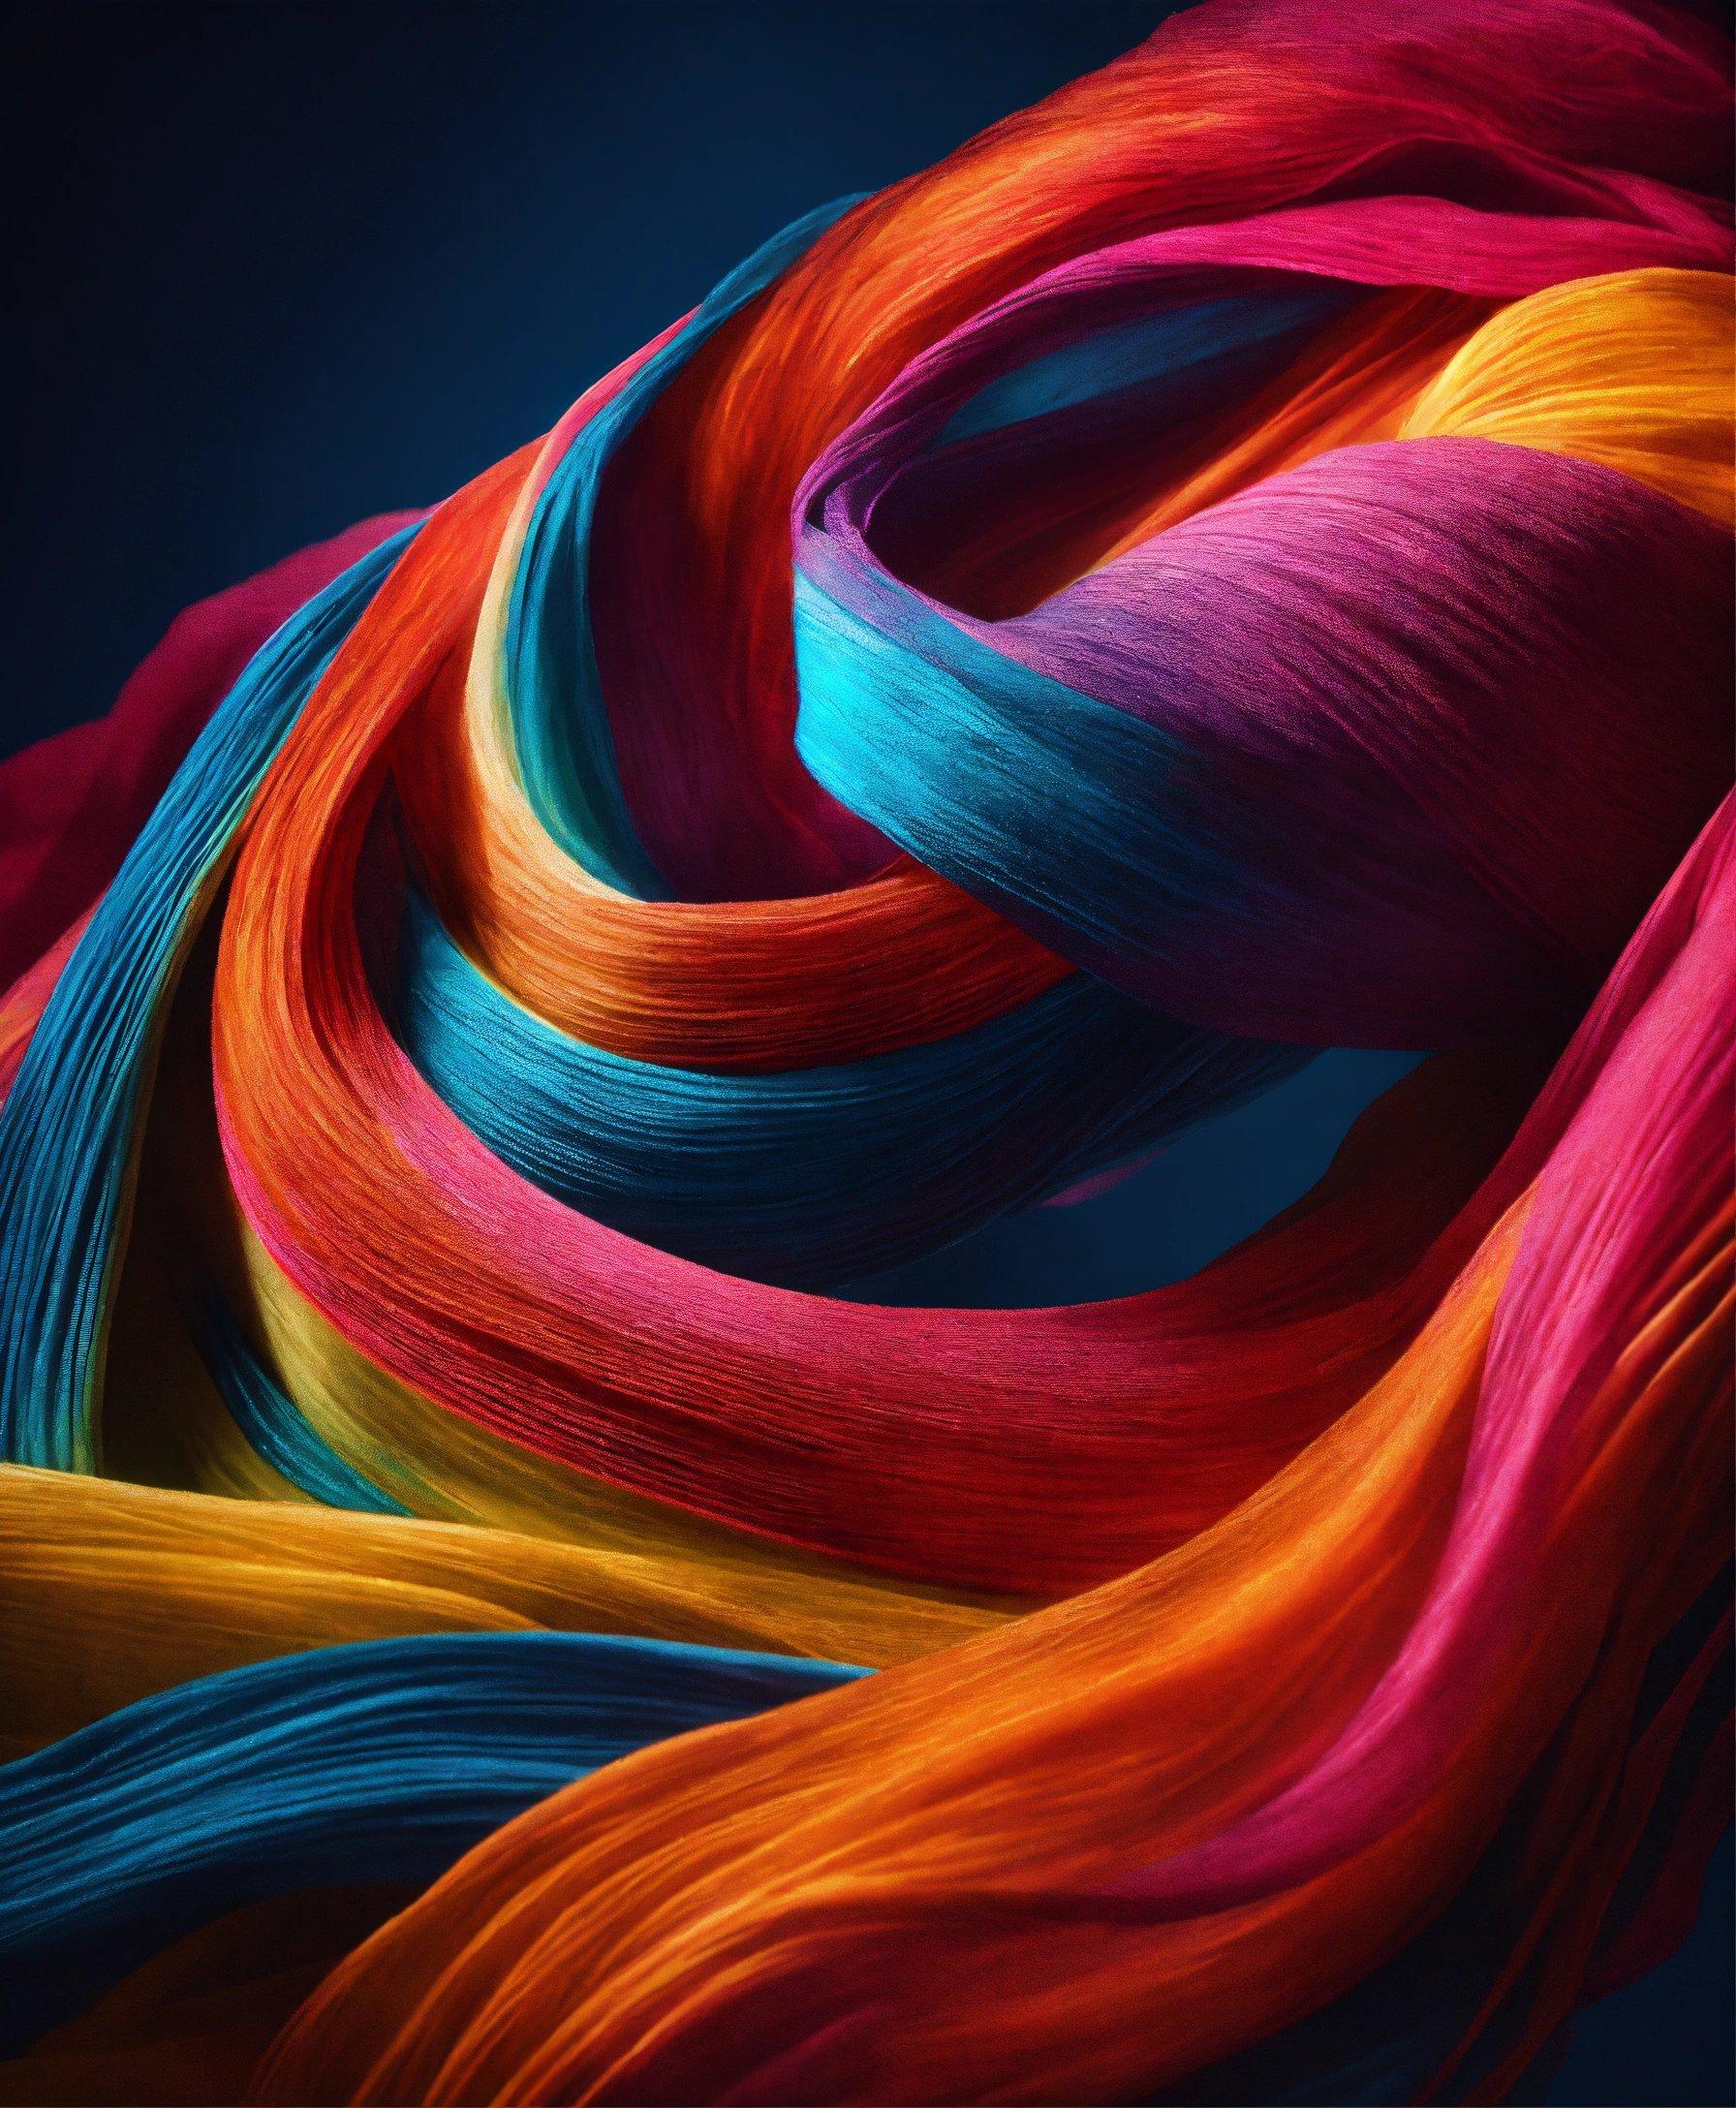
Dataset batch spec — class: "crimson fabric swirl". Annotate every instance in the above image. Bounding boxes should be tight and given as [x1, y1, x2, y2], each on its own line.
[0, 1, 1731, 2101]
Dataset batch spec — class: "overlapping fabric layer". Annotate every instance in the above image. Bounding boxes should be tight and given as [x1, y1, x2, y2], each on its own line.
[1, 0, 1732, 2100]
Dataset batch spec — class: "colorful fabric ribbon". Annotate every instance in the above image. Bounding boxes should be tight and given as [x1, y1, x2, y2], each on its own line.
[1, 0, 1730, 2100]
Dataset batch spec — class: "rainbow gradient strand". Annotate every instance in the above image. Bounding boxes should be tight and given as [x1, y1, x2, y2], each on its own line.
[1, 1, 1731, 2101]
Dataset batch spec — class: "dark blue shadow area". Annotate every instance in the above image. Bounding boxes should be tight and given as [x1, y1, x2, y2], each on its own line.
[6, 0, 1178, 762]
[1547, 1829, 1734, 2107]
[845, 1047, 1419, 1306]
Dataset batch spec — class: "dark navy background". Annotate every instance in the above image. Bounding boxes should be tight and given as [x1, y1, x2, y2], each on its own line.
[7, 6, 1730, 2102]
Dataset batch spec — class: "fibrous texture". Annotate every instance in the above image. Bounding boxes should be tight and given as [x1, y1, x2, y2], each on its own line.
[1, 1, 1731, 2101]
